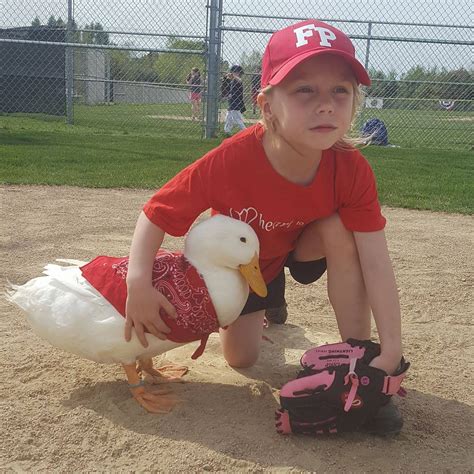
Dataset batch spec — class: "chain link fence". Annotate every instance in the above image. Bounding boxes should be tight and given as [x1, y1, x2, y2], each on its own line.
[1, 0, 472, 149]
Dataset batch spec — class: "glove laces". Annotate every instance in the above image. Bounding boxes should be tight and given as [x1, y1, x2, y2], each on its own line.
[343, 358, 360, 412]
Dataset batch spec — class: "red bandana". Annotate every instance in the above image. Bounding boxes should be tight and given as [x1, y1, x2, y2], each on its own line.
[80, 250, 220, 359]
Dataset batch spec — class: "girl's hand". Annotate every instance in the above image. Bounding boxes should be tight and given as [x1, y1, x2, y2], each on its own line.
[369, 352, 402, 375]
[125, 283, 177, 348]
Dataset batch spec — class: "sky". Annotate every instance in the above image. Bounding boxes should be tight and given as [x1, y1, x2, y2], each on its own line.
[2, 0, 472, 75]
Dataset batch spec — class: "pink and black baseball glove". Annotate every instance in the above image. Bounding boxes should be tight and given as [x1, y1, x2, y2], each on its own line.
[275, 339, 409, 435]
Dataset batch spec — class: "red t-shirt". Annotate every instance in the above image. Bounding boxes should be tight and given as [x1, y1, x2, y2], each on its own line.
[144, 124, 386, 283]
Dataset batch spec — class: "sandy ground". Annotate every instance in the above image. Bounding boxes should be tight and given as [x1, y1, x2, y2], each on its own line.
[1, 185, 473, 472]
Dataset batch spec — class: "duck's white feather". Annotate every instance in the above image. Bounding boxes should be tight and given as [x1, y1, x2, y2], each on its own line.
[193, 267, 249, 328]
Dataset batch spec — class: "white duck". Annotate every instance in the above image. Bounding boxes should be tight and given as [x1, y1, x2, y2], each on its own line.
[8, 215, 267, 413]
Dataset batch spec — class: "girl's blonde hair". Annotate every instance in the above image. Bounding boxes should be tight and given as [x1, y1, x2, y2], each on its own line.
[259, 83, 366, 151]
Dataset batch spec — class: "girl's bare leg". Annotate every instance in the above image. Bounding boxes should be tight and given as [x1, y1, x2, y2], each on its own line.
[294, 213, 371, 340]
[219, 310, 265, 368]
[192, 100, 200, 120]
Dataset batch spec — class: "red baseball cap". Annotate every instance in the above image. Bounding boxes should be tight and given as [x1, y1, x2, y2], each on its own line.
[261, 19, 371, 88]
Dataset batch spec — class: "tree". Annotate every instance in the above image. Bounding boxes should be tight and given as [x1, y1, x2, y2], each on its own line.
[439, 68, 473, 111]
[239, 50, 262, 73]
[109, 49, 135, 81]
[46, 15, 65, 28]
[366, 69, 399, 108]
[30, 16, 109, 44]
[151, 38, 205, 84]
[82, 22, 110, 45]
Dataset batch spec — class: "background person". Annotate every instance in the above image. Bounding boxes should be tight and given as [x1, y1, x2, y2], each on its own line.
[186, 67, 202, 121]
[223, 65, 246, 136]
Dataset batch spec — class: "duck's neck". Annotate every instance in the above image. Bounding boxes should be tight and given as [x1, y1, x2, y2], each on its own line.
[186, 257, 249, 327]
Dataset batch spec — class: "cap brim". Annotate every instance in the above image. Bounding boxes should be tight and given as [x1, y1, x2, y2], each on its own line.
[268, 49, 371, 86]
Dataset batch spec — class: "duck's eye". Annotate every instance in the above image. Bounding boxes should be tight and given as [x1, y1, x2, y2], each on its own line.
[240, 237, 247, 243]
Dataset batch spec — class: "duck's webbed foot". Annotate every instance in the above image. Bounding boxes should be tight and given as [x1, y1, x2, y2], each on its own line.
[138, 358, 188, 384]
[122, 363, 177, 414]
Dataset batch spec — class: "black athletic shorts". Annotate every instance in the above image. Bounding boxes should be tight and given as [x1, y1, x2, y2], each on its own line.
[240, 255, 327, 315]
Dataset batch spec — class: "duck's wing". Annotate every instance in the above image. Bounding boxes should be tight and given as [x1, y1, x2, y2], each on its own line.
[42, 263, 108, 303]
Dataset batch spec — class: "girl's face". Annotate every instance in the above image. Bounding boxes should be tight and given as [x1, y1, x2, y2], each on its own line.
[261, 55, 356, 152]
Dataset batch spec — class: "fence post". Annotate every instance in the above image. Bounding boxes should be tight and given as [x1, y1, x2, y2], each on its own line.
[364, 21, 372, 70]
[359, 21, 373, 127]
[65, 0, 74, 124]
[205, 0, 222, 138]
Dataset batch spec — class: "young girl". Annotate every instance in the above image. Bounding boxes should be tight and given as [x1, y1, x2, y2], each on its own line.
[186, 67, 202, 121]
[126, 19, 404, 435]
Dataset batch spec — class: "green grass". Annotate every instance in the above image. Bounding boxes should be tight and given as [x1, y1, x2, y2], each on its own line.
[0, 109, 472, 214]
[0, 113, 219, 188]
[364, 146, 472, 214]
[74, 103, 199, 137]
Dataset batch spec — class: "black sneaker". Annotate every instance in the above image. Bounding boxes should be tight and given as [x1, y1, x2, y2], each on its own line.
[363, 399, 404, 436]
[265, 304, 288, 324]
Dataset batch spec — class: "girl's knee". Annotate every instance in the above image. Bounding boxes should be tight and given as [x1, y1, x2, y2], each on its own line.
[318, 214, 357, 256]
[223, 350, 260, 368]
[296, 213, 356, 261]
[219, 311, 264, 368]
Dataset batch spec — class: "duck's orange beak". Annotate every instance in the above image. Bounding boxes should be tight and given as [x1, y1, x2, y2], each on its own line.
[239, 253, 268, 297]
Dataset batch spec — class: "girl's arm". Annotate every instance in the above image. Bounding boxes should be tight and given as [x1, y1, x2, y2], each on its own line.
[125, 211, 177, 347]
[354, 229, 403, 374]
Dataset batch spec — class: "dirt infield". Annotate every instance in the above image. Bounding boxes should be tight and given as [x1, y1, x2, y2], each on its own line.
[1, 185, 473, 472]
